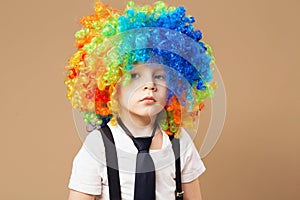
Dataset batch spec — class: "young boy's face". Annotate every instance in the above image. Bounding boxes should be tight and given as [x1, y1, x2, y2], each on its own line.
[117, 63, 167, 121]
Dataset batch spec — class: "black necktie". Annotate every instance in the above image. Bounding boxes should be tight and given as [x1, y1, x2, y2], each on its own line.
[117, 117, 156, 200]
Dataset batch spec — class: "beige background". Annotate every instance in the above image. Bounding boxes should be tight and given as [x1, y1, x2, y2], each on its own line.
[0, 0, 299, 199]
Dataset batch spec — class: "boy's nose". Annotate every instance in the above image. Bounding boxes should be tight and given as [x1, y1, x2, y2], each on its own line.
[143, 82, 157, 91]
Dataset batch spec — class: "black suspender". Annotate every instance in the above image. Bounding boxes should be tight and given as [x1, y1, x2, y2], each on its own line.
[169, 135, 184, 200]
[98, 125, 183, 200]
[99, 125, 122, 200]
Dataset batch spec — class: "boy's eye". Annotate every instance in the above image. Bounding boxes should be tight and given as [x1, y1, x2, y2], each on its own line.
[130, 73, 140, 79]
[154, 74, 165, 80]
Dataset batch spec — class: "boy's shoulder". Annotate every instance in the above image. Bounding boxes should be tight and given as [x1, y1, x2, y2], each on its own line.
[81, 128, 106, 163]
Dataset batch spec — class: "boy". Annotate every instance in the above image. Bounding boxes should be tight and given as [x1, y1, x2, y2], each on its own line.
[65, 1, 215, 199]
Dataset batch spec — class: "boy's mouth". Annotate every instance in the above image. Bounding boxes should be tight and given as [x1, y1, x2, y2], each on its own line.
[140, 96, 156, 104]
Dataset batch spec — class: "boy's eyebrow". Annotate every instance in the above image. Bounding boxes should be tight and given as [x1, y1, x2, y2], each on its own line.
[154, 70, 165, 74]
[153, 68, 165, 73]
[130, 65, 165, 71]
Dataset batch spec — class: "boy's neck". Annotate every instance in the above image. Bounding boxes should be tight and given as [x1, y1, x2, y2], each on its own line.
[118, 112, 157, 137]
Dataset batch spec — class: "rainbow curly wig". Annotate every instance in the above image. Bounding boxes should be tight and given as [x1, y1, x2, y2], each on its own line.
[64, 1, 217, 137]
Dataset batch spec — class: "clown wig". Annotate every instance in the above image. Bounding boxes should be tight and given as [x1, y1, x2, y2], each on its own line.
[64, 1, 216, 137]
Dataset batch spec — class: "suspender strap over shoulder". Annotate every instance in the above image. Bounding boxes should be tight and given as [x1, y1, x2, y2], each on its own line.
[99, 125, 121, 200]
[169, 135, 184, 200]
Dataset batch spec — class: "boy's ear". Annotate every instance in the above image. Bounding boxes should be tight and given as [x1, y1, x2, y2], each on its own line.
[114, 82, 121, 97]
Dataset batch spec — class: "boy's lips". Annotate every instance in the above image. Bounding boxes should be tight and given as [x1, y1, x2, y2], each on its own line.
[140, 96, 156, 104]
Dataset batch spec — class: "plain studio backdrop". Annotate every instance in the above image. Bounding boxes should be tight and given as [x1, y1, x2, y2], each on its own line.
[0, 0, 299, 199]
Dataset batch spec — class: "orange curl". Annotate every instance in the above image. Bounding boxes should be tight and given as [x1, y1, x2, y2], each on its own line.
[174, 116, 181, 125]
[199, 102, 205, 111]
[95, 103, 110, 116]
[94, 2, 119, 17]
[165, 130, 173, 136]
[164, 95, 183, 135]
[80, 14, 101, 28]
[166, 104, 173, 112]
[76, 37, 93, 49]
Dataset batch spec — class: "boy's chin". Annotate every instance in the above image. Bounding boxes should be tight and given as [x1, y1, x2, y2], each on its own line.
[134, 112, 161, 119]
[130, 108, 164, 119]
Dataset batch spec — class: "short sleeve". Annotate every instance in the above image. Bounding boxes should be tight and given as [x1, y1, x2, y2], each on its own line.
[180, 129, 206, 183]
[68, 131, 105, 195]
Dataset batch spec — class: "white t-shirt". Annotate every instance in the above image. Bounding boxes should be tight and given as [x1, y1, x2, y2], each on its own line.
[68, 123, 206, 199]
